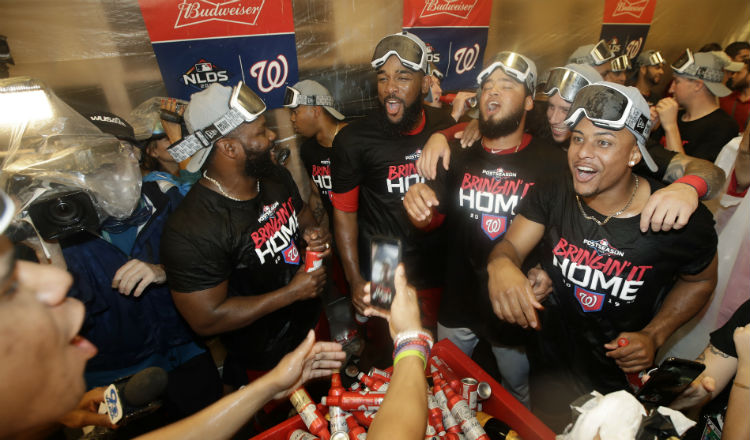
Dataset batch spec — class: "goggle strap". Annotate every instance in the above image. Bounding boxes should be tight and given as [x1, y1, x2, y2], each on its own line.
[167, 109, 245, 162]
[297, 95, 335, 107]
[168, 135, 203, 163]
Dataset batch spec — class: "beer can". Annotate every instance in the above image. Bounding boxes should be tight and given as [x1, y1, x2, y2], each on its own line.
[461, 378, 479, 414]
[476, 382, 492, 401]
[305, 250, 324, 272]
[288, 429, 320, 440]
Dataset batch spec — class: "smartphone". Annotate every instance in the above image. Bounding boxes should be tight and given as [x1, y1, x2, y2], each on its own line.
[370, 236, 401, 310]
[636, 357, 705, 406]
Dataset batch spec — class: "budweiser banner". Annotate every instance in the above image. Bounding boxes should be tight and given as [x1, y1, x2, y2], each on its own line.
[403, 0, 493, 91]
[137, 0, 297, 108]
[599, 0, 658, 60]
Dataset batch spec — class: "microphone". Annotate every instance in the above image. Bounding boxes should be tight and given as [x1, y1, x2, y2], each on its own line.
[80, 367, 168, 439]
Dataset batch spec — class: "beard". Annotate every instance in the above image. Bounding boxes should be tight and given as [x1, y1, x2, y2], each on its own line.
[244, 148, 276, 178]
[376, 92, 424, 137]
[646, 71, 660, 86]
[728, 75, 749, 91]
[478, 104, 526, 140]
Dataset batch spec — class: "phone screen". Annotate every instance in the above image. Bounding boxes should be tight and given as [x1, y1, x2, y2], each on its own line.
[636, 357, 705, 406]
[370, 237, 401, 310]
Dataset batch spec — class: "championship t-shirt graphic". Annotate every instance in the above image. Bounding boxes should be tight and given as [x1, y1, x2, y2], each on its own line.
[331, 106, 455, 288]
[430, 134, 566, 332]
[300, 137, 334, 223]
[518, 173, 717, 392]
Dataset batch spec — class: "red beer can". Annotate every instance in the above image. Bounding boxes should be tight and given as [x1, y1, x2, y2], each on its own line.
[305, 250, 324, 272]
[461, 377, 479, 414]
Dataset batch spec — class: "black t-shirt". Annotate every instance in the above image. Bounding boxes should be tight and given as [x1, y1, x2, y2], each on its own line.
[519, 175, 717, 392]
[161, 166, 320, 369]
[331, 106, 455, 288]
[430, 135, 566, 340]
[651, 108, 738, 162]
[711, 300, 750, 357]
[685, 300, 750, 440]
[299, 137, 334, 228]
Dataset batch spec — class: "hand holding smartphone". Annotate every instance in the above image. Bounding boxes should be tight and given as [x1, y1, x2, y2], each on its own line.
[369, 237, 401, 310]
[636, 357, 706, 407]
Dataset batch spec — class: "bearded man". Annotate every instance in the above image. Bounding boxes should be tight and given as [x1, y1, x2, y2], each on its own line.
[330, 32, 454, 329]
[160, 82, 330, 389]
[402, 52, 564, 406]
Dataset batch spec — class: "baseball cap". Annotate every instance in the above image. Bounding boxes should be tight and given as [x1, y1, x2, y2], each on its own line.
[172, 82, 266, 172]
[636, 50, 665, 67]
[564, 81, 657, 172]
[568, 40, 615, 66]
[283, 79, 345, 121]
[712, 51, 743, 72]
[84, 111, 137, 143]
[671, 50, 731, 97]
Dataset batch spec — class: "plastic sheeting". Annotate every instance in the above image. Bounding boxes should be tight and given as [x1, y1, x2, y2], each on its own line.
[2, 0, 747, 201]
[2, 1, 749, 116]
[0, 77, 142, 224]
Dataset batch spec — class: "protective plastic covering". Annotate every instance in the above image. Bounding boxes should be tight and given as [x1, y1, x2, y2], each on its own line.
[0, 77, 142, 225]
[2, 0, 748, 203]
[128, 96, 187, 141]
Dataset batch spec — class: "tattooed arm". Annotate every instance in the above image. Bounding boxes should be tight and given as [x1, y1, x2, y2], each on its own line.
[308, 179, 330, 232]
[669, 343, 738, 411]
[662, 152, 726, 200]
[639, 152, 726, 232]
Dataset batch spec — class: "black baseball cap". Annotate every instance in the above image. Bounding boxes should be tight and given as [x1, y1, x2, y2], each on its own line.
[84, 111, 137, 143]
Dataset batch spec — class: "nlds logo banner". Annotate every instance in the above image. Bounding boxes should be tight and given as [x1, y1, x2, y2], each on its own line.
[403, 0, 492, 90]
[182, 59, 230, 91]
[137, 0, 298, 107]
[599, 0, 658, 60]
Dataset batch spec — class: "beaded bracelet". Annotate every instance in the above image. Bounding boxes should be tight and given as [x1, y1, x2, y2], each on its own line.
[393, 337, 431, 356]
[394, 330, 434, 349]
[393, 342, 430, 363]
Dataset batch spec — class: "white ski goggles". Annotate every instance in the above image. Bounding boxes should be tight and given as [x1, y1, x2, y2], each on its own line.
[371, 33, 427, 73]
[167, 82, 266, 163]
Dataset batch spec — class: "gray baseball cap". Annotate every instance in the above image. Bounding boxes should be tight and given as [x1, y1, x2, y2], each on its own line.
[283, 79, 345, 121]
[672, 51, 732, 97]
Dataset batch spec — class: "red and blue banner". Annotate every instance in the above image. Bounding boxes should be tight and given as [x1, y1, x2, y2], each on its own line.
[599, 0, 658, 60]
[137, 0, 297, 108]
[403, 0, 493, 91]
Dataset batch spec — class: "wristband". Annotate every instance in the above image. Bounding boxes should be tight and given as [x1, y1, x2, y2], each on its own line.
[394, 349, 427, 369]
[393, 339, 431, 359]
[675, 175, 708, 198]
[394, 330, 434, 349]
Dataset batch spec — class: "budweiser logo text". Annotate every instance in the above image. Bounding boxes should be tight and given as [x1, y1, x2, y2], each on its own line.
[420, 0, 477, 19]
[612, 0, 649, 18]
[175, 0, 265, 28]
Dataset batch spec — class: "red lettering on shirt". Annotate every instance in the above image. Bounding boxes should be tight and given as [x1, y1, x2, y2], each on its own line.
[388, 163, 420, 180]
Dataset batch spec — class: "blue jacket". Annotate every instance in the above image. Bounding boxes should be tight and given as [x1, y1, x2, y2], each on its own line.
[63, 181, 200, 372]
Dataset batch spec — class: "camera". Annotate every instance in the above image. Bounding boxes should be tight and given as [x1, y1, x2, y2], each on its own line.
[27, 190, 99, 240]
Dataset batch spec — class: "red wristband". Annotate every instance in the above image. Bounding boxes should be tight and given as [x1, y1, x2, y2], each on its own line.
[674, 175, 708, 198]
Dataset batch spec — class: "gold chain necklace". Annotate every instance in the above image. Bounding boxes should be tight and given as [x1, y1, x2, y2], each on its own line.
[203, 171, 259, 202]
[575, 175, 639, 226]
